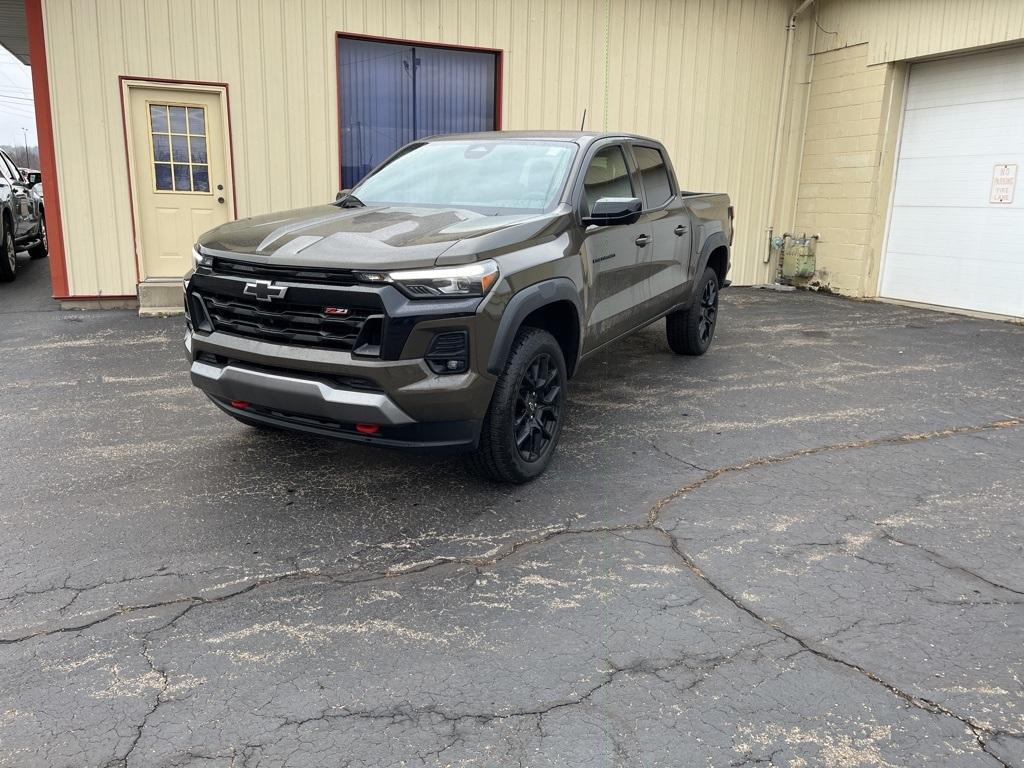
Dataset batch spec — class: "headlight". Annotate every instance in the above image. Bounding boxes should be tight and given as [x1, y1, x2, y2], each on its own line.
[374, 259, 500, 299]
[192, 245, 212, 267]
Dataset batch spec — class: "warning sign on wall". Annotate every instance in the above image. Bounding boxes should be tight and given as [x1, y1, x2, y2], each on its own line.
[990, 164, 1018, 204]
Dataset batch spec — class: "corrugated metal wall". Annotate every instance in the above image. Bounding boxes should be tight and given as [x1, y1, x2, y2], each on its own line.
[41, 0, 791, 296]
[812, 0, 1024, 64]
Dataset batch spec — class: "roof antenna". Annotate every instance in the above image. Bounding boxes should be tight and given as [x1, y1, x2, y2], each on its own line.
[579, 108, 587, 131]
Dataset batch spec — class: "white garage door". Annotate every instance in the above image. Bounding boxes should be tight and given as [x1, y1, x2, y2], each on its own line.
[880, 46, 1024, 318]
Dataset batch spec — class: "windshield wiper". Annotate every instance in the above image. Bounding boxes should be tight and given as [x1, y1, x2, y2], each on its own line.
[336, 193, 366, 208]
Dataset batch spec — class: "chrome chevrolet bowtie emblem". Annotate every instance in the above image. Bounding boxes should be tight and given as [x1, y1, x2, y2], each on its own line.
[243, 280, 288, 302]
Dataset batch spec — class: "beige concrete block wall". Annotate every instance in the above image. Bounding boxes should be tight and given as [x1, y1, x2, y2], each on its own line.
[791, 44, 891, 295]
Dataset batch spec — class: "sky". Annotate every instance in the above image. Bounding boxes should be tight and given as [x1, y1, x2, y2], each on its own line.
[0, 45, 38, 149]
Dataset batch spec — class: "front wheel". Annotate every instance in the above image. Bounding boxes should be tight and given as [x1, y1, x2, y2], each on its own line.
[0, 223, 16, 282]
[468, 327, 567, 484]
[666, 267, 720, 356]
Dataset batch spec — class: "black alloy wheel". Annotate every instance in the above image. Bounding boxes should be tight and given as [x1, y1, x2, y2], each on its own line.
[665, 266, 721, 356]
[697, 277, 718, 345]
[513, 352, 562, 463]
[468, 326, 568, 484]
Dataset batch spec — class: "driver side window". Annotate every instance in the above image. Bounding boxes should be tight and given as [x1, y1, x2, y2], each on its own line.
[581, 145, 633, 216]
[0, 152, 14, 183]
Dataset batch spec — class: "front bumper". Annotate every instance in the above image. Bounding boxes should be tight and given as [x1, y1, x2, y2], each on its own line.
[190, 358, 414, 425]
[187, 337, 484, 451]
[183, 261, 502, 451]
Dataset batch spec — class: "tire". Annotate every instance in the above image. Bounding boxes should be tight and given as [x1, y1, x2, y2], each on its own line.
[28, 215, 48, 259]
[666, 266, 720, 356]
[468, 327, 568, 484]
[0, 221, 16, 283]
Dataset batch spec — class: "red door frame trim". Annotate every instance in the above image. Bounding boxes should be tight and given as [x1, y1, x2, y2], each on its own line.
[117, 75, 239, 289]
[24, 0, 70, 298]
[334, 31, 504, 192]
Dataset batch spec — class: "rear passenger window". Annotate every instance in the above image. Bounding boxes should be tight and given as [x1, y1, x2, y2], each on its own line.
[581, 145, 633, 216]
[633, 146, 673, 207]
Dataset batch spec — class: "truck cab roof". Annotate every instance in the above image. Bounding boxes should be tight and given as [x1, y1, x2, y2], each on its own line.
[421, 130, 663, 148]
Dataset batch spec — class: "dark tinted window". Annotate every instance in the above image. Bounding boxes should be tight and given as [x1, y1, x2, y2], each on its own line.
[633, 146, 673, 207]
[581, 145, 633, 216]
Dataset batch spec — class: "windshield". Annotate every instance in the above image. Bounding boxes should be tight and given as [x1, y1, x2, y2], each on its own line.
[351, 140, 576, 212]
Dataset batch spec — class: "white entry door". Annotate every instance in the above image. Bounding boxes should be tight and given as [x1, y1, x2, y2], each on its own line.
[880, 46, 1024, 318]
[126, 84, 234, 280]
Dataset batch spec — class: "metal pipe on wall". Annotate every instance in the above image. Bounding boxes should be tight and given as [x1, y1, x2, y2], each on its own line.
[763, 0, 815, 274]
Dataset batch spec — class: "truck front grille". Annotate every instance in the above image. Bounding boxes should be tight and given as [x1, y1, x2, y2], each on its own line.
[199, 292, 379, 352]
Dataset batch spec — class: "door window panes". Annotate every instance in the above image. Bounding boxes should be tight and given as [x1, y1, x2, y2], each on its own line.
[633, 146, 673, 207]
[149, 103, 211, 193]
[582, 146, 633, 216]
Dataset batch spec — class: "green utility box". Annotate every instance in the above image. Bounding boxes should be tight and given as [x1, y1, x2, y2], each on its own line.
[781, 234, 818, 278]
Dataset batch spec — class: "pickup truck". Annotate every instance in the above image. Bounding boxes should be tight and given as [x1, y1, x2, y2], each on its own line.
[0, 149, 48, 282]
[185, 131, 732, 483]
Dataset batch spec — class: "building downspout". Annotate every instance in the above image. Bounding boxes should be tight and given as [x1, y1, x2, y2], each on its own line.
[763, 0, 814, 278]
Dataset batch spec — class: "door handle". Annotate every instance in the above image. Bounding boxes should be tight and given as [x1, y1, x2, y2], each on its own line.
[674, 225, 688, 236]
[635, 234, 650, 247]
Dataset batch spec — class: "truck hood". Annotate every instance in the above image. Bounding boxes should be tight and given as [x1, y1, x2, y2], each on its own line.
[197, 203, 557, 271]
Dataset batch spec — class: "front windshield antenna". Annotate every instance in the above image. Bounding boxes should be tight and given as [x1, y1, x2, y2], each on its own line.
[579, 108, 587, 131]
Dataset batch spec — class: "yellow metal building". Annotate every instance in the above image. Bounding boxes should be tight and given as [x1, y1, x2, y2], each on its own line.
[1, 0, 1022, 318]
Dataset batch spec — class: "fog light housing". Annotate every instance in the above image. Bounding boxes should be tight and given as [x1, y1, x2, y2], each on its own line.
[426, 331, 469, 374]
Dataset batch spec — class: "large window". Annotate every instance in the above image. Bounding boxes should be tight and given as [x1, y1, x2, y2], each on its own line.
[353, 140, 575, 212]
[339, 36, 499, 188]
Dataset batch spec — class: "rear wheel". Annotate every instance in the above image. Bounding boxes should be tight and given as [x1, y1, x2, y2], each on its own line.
[468, 327, 567, 484]
[28, 216, 48, 259]
[0, 222, 16, 282]
[666, 266, 719, 355]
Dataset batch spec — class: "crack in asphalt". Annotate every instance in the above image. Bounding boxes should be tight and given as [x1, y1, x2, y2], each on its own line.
[652, 524, 1016, 768]
[876, 529, 1024, 598]
[645, 416, 1023, 527]
[114, 638, 169, 768]
[275, 643, 772, 732]
[6, 415, 1022, 765]
[647, 440, 711, 472]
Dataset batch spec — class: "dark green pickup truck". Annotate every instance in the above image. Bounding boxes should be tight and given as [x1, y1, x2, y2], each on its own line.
[185, 131, 732, 482]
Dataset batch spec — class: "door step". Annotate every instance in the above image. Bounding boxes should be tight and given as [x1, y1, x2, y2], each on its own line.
[137, 278, 185, 316]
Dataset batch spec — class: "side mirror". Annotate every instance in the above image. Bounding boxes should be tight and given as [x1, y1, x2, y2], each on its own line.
[583, 197, 642, 226]
[27, 172, 42, 186]
[336, 188, 351, 201]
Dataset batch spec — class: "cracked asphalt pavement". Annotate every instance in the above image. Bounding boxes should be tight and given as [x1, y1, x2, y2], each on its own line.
[2, 263, 1023, 767]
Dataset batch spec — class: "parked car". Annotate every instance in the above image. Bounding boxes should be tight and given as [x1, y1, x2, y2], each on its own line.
[0, 151, 47, 282]
[184, 131, 733, 482]
[21, 168, 43, 202]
